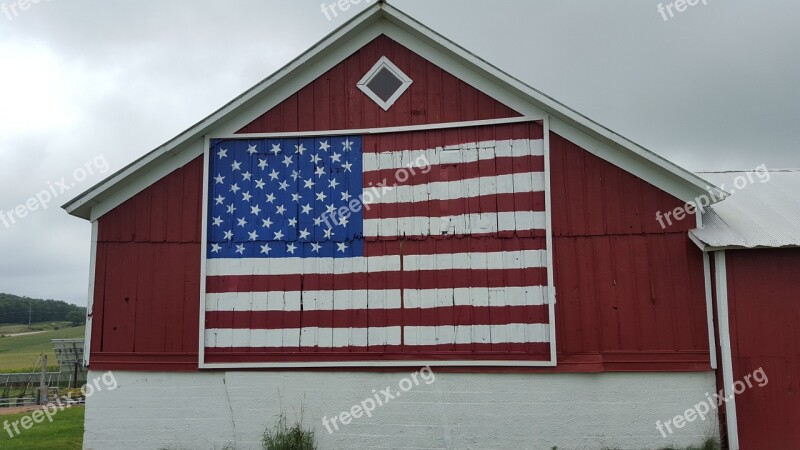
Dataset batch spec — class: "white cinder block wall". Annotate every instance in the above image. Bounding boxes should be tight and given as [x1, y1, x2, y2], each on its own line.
[83, 370, 719, 450]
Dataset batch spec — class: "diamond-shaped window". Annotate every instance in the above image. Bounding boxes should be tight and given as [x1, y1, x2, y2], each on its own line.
[357, 56, 413, 111]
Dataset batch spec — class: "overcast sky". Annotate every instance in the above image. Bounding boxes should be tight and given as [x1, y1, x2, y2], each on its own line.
[0, 0, 797, 307]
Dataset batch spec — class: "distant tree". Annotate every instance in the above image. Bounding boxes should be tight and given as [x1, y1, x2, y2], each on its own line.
[66, 310, 86, 327]
[0, 293, 86, 325]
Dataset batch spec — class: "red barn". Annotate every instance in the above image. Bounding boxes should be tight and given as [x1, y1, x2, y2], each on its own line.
[62, 3, 797, 449]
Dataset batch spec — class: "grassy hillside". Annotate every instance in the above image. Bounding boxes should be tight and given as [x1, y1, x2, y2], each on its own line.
[0, 326, 85, 373]
[0, 406, 84, 449]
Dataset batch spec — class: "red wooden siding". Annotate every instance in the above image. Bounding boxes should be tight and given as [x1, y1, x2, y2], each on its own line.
[88, 34, 710, 371]
[91, 157, 203, 371]
[725, 249, 800, 448]
[237, 35, 520, 134]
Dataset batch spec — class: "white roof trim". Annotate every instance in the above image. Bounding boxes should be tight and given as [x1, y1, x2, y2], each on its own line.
[62, 1, 724, 220]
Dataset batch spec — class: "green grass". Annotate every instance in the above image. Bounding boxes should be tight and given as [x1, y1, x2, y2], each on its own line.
[0, 327, 85, 373]
[0, 323, 73, 335]
[0, 405, 84, 449]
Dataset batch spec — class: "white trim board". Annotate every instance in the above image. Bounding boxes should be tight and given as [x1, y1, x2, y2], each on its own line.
[714, 251, 740, 450]
[62, 2, 724, 222]
[83, 220, 98, 367]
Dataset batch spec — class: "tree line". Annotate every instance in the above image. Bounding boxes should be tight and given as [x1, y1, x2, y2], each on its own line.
[0, 293, 86, 326]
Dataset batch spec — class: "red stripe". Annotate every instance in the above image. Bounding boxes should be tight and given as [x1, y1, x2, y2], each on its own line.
[362, 122, 543, 153]
[204, 343, 551, 362]
[206, 268, 547, 293]
[363, 192, 546, 219]
[205, 305, 549, 329]
[362, 237, 546, 256]
[363, 154, 544, 187]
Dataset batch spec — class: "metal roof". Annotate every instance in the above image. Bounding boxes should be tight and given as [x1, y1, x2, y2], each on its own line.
[690, 170, 800, 250]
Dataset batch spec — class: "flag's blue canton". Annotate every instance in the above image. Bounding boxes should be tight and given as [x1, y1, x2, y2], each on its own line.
[206, 137, 363, 259]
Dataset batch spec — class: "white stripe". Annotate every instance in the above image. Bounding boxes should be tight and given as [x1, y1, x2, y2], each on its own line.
[364, 211, 546, 237]
[362, 172, 545, 205]
[403, 287, 548, 309]
[206, 256, 401, 276]
[362, 139, 543, 171]
[403, 324, 549, 345]
[205, 327, 401, 348]
[403, 250, 546, 271]
[206, 290, 402, 311]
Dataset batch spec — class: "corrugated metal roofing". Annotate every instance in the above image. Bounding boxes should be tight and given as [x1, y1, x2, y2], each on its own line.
[690, 170, 800, 249]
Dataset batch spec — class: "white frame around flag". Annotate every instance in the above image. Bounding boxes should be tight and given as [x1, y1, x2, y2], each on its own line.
[198, 116, 557, 369]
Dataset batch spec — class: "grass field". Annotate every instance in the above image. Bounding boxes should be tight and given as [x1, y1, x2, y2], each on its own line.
[0, 406, 84, 449]
[0, 327, 85, 372]
[0, 323, 73, 335]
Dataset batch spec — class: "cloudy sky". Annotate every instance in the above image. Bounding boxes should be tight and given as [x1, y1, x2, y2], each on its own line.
[0, 0, 797, 306]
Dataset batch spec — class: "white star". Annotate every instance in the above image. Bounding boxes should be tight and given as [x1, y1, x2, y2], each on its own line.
[325, 204, 337, 215]
[282, 155, 293, 167]
[262, 217, 273, 228]
[339, 216, 349, 227]
[301, 203, 312, 215]
[247, 144, 258, 155]
[260, 243, 271, 255]
[342, 161, 353, 172]
[311, 242, 321, 253]
[230, 183, 240, 193]
[290, 170, 300, 181]
[328, 178, 339, 189]
[231, 160, 241, 171]
[330, 152, 342, 163]
[270, 143, 281, 155]
[286, 242, 297, 254]
[235, 244, 245, 255]
[248, 230, 259, 241]
[299, 228, 310, 240]
[324, 227, 334, 239]
[341, 191, 351, 201]
[223, 230, 233, 240]
[214, 195, 225, 205]
[217, 148, 228, 159]
[250, 205, 261, 215]
[273, 230, 285, 240]
[316, 191, 327, 202]
[242, 191, 252, 202]
[258, 158, 268, 170]
[313, 216, 323, 226]
[275, 204, 287, 215]
[310, 154, 322, 165]
[211, 243, 221, 253]
[241, 171, 252, 181]
[265, 193, 276, 203]
[278, 180, 290, 191]
[315, 166, 326, 178]
[291, 193, 302, 203]
[255, 179, 266, 189]
[226, 204, 236, 214]
[237, 217, 248, 227]
[212, 216, 223, 226]
[294, 143, 307, 155]
[342, 138, 353, 151]
[303, 178, 315, 189]
[288, 217, 298, 228]
[268, 169, 280, 181]
[214, 174, 225, 184]
[337, 242, 348, 253]
[319, 141, 330, 152]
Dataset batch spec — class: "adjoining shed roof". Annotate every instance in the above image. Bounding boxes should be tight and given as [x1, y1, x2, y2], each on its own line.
[62, 1, 725, 221]
[690, 170, 800, 250]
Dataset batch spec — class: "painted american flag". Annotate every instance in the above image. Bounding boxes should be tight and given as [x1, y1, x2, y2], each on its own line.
[203, 124, 553, 365]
